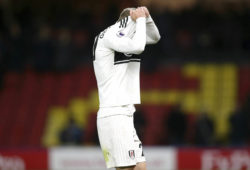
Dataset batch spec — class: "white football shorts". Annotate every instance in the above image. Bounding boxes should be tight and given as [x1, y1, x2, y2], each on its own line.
[97, 106, 146, 169]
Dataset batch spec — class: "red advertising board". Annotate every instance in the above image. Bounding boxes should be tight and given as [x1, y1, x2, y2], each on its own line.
[0, 148, 48, 170]
[177, 148, 250, 170]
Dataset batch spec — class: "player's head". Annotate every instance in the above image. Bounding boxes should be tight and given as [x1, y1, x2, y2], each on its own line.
[117, 8, 136, 22]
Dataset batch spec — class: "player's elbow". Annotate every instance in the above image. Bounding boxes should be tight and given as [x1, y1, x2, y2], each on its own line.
[147, 35, 161, 45]
[156, 35, 161, 42]
[154, 35, 161, 44]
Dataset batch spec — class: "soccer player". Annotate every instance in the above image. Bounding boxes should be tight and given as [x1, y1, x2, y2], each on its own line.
[93, 7, 160, 170]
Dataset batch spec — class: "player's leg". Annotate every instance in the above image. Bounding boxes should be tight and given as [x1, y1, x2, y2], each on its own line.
[97, 114, 140, 169]
[116, 162, 146, 170]
[134, 162, 146, 170]
[97, 107, 146, 170]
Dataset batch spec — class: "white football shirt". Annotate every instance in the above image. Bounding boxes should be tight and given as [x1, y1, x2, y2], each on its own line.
[93, 16, 160, 109]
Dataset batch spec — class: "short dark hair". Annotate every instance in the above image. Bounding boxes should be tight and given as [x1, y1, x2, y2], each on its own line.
[117, 8, 136, 22]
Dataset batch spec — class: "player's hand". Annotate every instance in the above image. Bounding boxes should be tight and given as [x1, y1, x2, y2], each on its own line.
[130, 7, 146, 21]
[142, 7, 150, 18]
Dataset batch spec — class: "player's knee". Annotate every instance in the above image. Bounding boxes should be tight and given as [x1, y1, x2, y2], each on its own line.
[135, 162, 146, 170]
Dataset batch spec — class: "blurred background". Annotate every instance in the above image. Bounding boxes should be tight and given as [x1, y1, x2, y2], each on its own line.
[0, 0, 249, 169]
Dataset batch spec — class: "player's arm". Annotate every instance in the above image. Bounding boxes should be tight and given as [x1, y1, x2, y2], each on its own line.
[104, 8, 147, 55]
[146, 16, 161, 44]
[143, 7, 161, 44]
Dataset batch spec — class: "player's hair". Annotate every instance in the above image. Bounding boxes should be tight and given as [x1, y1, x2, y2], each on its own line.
[117, 8, 136, 22]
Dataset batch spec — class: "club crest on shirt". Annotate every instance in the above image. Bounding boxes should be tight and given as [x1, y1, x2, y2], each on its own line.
[116, 31, 125, 38]
[128, 150, 135, 159]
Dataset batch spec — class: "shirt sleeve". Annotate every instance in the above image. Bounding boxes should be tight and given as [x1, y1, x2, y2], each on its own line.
[104, 17, 146, 55]
[146, 16, 161, 45]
